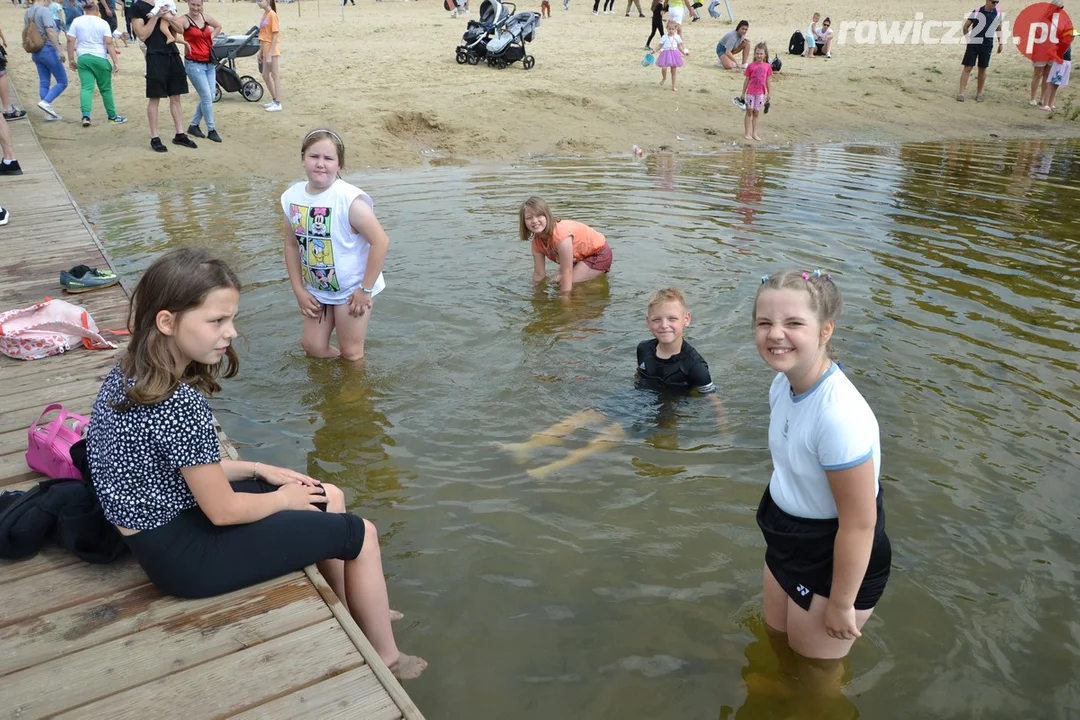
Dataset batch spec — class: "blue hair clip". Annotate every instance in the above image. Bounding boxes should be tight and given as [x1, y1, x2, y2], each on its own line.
[761, 274, 770, 284]
[813, 269, 822, 278]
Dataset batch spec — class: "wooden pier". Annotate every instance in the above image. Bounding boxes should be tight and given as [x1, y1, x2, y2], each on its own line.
[0, 92, 424, 720]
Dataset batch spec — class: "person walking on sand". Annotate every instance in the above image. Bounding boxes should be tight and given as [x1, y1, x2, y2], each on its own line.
[130, 0, 196, 151]
[716, 19, 750, 69]
[257, 0, 282, 112]
[625, 0, 643, 17]
[24, 0, 69, 120]
[645, 0, 665, 51]
[957, 0, 1004, 102]
[656, 18, 688, 91]
[66, 0, 126, 127]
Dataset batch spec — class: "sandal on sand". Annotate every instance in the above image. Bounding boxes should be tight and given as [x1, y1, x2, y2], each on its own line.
[1029, 99, 1039, 106]
[389, 653, 428, 681]
[956, 94, 965, 102]
[975, 94, 984, 102]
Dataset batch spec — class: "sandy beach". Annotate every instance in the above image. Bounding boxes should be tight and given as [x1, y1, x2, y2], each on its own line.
[1, 0, 1077, 203]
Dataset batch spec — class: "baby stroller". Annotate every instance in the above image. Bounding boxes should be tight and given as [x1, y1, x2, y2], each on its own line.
[211, 26, 265, 103]
[455, 0, 514, 66]
[485, 10, 540, 69]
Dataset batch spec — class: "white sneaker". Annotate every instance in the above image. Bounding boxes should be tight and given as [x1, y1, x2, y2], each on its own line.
[43, 114, 63, 122]
[37, 100, 59, 118]
[265, 102, 282, 112]
[825, 52, 831, 58]
[262, 100, 275, 108]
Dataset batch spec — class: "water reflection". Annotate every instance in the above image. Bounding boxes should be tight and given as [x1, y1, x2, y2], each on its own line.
[89, 138, 1080, 720]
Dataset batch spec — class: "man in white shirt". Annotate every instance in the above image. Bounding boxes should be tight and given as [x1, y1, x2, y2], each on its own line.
[65, 0, 126, 125]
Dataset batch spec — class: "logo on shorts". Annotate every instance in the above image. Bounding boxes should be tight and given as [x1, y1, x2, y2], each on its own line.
[796, 584, 811, 597]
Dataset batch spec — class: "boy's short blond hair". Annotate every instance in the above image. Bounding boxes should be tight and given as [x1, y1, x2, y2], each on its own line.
[647, 288, 687, 313]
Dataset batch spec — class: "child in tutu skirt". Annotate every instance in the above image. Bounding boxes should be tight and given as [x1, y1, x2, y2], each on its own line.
[657, 20, 689, 91]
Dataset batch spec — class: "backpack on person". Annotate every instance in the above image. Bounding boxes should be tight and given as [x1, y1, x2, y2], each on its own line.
[788, 29, 804, 56]
[22, 6, 47, 54]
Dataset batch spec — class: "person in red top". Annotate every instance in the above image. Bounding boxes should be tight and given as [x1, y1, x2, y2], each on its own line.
[737, 42, 772, 141]
[519, 195, 613, 296]
[180, 0, 221, 142]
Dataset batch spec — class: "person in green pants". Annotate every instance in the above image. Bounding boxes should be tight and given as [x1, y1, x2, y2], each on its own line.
[64, 0, 126, 126]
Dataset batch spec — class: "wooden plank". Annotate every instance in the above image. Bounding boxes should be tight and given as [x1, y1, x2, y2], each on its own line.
[56, 619, 365, 720]
[305, 567, 426, 720]
[0, 557, 149, 627]
[1, 578, 331, 718]
[0, 456, 38, 488]
[0, 545, 81, 586]
[230, 665, 402, 720]
[0, 352, 117, 384]
[0, 574, 299, 676]
[0, 379, 107, 415]
[0, 357, 118, 398]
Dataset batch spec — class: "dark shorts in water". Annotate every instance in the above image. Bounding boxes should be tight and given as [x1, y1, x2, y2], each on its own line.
[756, 485, 891, 611]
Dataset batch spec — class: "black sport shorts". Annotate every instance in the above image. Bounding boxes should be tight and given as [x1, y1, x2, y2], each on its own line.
[962, 42, 994, 69]
[123, 479, 366, 599]
[145, 48, 189, 99]
[757, 485, 891, 611]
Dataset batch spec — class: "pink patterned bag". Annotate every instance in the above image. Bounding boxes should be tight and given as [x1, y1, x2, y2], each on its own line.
[26, 404, 89, 480]
[0, 298, 116, 361]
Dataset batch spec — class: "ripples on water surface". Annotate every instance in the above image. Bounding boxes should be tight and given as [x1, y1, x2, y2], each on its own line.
[91, 139, 1080, 719]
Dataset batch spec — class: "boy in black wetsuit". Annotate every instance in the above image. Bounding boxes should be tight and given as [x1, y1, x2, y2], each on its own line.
[498, 288, 727, 477]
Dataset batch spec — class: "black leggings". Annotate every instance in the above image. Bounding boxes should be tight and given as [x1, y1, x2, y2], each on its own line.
[124, 479, 366, 599]
[594, 0, 614, 10]
[647, 16, 664, 46]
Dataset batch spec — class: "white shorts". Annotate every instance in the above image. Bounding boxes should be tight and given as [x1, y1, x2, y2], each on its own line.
[668, 6, 685, 23]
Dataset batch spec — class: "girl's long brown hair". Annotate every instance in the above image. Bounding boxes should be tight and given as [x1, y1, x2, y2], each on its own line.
[117, 248, 240, 409]
[519, 196, 557, 247]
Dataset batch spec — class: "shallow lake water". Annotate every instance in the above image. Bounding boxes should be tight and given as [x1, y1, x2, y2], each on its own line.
[89, 139, 1080, 719]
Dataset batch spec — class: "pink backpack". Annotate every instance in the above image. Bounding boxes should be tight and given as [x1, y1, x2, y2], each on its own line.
[0, 298, 116, 361]
[26, 404, 89, 480]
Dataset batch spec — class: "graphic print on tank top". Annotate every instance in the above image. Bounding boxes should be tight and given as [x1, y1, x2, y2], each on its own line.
[289, 204, 339, 293]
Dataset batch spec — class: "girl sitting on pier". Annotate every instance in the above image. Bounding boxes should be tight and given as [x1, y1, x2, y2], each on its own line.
[85, 248, 427, 680]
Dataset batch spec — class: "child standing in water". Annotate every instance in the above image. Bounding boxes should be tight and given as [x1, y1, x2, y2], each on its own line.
[737, 42, 772, 141]
[753, 270, 890, 665]
[86, 248, 426, 680]
[520, 196, 612, 295]
[656, 19, 688, 91]
[281, 129, 389, 361]
[498, 288, 726, 477]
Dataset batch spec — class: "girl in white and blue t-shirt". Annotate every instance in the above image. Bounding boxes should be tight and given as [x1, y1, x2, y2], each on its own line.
[280, 128, 389, 361]
[752, 269, 891, 662]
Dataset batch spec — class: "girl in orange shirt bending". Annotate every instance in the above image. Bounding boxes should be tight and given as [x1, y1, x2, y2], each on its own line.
[519, 196, 613, 295]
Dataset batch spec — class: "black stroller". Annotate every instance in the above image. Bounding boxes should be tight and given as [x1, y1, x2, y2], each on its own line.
[211, 26, 265, 103]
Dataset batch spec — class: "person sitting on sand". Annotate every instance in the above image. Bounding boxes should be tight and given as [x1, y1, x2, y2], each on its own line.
[716, 19, 750, 69]
[812, 15, 832, 57]
[496, 288, 727, 478]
